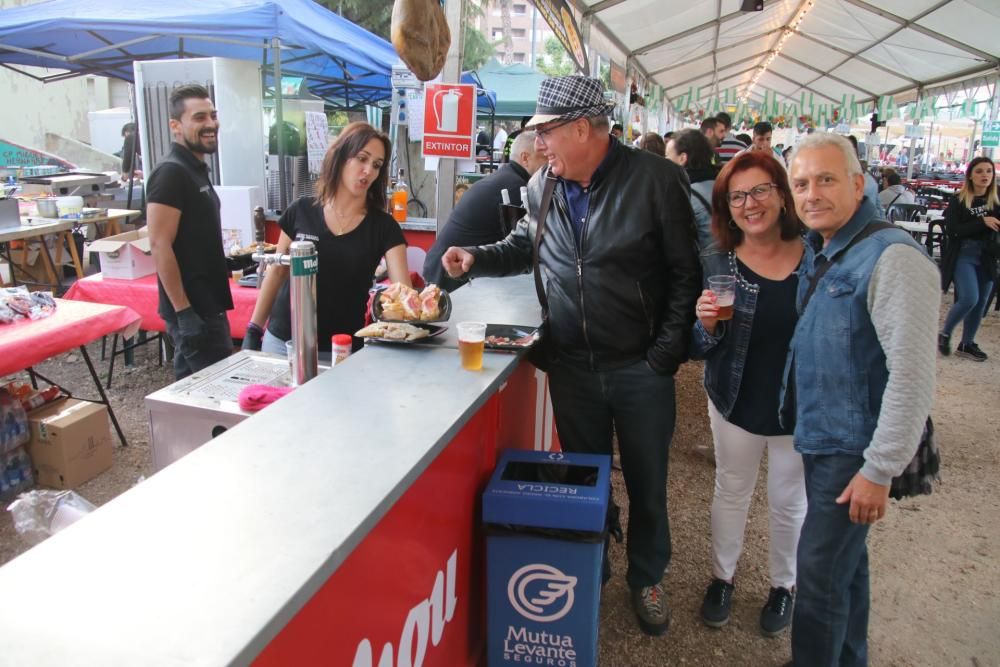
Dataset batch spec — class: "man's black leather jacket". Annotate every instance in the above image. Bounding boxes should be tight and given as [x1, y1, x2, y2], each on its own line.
[468, 142, 702, 375]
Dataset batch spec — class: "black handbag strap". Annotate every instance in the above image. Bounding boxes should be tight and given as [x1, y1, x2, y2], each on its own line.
[532, 171, 558, 314]
[802, 222, 894, 311]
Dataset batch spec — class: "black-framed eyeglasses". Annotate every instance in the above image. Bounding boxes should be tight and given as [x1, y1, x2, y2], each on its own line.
[726, 182, 779, 207]
[534, 117, 577, 142]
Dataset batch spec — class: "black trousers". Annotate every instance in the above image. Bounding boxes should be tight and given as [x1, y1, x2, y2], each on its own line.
[163, 311, 233, 380]
[547, 357, 676, 590]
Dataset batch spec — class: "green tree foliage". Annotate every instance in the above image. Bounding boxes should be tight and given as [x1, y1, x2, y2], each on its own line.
[537, 36, 574, 77]
[317, 0, 392, 38]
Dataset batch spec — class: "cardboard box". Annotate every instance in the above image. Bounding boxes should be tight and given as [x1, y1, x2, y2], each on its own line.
[87, 227, 155, 279]
[27, 399, 112, 489]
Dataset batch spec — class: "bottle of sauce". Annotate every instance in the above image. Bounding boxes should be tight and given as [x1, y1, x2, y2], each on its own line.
[331, 334, 353, 365]
[392, 168, 408, 223]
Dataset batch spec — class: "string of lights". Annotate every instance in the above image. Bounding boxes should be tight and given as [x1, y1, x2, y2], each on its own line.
[738, 0, 816, 104]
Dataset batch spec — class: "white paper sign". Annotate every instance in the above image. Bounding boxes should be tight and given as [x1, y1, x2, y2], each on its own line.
[305, 111, 329, 175]
[406, 88, 425, 141]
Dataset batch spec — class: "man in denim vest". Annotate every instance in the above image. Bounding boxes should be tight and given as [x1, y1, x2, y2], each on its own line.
[783, 133, 938, 666]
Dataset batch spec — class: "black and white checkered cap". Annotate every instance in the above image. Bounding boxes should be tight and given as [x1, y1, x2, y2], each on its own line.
[525, 75, 615, 129]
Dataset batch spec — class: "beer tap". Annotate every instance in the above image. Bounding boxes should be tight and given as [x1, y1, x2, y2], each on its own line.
[252, 218, 319, 386]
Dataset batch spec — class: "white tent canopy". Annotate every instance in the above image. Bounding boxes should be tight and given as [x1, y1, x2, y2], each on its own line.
[577, 0, 1000, 109]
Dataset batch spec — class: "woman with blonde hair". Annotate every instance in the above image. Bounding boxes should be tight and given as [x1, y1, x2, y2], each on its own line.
[938, 156, 999, 361]
[242, 122, 411, 359]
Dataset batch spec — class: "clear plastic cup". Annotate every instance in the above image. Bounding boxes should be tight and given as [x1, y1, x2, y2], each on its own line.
[456, 322, 487, 370]
[285, 340, 296, 383]
[707, 275, 737, 321]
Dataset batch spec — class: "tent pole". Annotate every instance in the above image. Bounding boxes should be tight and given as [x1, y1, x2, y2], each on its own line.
[435, 0, 465, 232]
[273, 37, 288, 210]
[906, 90, 921, 182]
[986, 75, 1000, 161]
[126, 83, 138, 209]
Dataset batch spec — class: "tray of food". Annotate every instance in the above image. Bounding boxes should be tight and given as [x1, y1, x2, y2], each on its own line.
[355, 321, 447, 344]
[371, 282, 451, 323]
[484, 324, 541, 351]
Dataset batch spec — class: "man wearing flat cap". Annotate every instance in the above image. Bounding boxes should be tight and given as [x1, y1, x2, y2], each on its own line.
[443, 75, 701, 636]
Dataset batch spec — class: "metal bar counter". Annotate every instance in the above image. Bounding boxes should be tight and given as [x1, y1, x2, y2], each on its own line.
[0, 274, 543, 666]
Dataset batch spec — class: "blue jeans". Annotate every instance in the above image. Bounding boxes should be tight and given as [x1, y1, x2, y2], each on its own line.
[942, 240, 995, 345]
[547, 358, 675, 590]
[162, 311, 233, 380]
[792, 454, 870, 667]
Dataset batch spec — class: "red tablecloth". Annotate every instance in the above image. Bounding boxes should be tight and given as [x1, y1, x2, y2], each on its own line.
[64, 273, 258, 337]
[0, 299, 141, 377]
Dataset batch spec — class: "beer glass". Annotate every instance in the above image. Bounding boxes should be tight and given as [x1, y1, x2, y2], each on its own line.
[708, 275, 737, 321]
[457, 322, 487, 371]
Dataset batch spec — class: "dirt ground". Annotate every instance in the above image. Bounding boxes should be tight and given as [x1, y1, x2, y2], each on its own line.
[1, 293, 997, 666]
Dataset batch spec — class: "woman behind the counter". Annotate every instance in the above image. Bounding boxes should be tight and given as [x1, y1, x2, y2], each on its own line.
[242, 122, 411, 358]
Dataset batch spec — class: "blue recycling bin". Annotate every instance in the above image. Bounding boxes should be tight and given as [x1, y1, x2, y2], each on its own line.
[483, 449, 611, 667]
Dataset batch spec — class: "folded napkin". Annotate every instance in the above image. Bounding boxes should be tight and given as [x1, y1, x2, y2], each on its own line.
[238, 384, 295, 412]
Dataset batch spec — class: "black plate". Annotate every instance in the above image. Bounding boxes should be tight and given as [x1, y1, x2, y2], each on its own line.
[363, 322, 448, 345]
[484, 324, 540, 350]
[370, 286, 452, 323]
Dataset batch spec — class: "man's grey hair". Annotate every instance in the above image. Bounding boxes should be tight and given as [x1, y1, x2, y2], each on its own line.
[790, 132, 863, 177]
[510, 131, 537, 163]
[588, 115, 610, 132]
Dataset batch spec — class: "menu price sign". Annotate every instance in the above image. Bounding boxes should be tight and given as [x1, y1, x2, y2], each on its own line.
[422, 83, 476, 160]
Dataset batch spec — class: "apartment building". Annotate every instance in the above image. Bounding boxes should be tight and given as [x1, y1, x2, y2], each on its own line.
[474, 1, 555, 67]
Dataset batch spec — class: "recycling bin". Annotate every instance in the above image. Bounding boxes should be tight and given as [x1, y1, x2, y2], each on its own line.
[483, 449, 611, 667]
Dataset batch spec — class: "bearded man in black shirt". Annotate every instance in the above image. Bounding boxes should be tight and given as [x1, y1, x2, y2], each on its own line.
[146, 84, 234, 379]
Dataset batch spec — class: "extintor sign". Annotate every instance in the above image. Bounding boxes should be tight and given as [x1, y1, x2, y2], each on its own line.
[422, 83, 476, 159]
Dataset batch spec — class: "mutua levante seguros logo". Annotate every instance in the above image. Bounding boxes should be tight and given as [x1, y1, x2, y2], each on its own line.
[504, 563, 579, 665]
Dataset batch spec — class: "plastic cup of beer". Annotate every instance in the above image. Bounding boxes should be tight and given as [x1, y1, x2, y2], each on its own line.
[231, 269, 243, 282]
[457, 322, 487, 371]
[708, 275, 737, 321]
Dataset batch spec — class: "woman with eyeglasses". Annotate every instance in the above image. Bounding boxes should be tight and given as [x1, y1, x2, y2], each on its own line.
[691, 150, 810, 637]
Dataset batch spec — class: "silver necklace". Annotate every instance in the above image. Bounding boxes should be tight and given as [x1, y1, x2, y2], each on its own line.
[728, 252, 760, 294]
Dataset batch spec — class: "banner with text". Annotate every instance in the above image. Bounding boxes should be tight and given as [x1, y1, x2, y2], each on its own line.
[531, 0, 589, 75]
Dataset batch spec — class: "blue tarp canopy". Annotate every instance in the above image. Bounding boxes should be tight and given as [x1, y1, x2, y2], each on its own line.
[461, 70, 497, 114]
[0, 0, 395, 109]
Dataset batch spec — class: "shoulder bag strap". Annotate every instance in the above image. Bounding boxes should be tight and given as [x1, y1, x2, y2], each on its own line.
[801, 222, 894, 311]
[690, 188, 712, 214]
[532, 171, 558, 315]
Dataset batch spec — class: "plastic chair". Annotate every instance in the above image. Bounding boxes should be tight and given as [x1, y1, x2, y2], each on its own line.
[924, 219, 947, 264]
[886, 203, 927, 223]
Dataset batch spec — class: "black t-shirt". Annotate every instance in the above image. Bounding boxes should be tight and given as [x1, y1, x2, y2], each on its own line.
[727, 258, 799, 436]
[146, 143, 233, 318]
[267, 197, 406, 351]
[423, 161, 530, 291]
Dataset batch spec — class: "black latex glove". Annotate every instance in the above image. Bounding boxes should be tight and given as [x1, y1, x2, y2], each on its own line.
[242, 322, 264, 351]
[176, 307, 205, 340]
